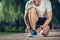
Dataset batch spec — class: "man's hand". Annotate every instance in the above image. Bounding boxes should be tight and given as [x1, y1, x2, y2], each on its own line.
[36, 25, 43, 33]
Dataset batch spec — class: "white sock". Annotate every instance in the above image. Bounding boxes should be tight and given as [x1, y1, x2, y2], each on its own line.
[38, 30, 44, 36]
[40, 30, 44, 34]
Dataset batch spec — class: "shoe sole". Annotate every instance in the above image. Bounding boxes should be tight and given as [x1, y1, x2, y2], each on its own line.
[29, 35, 38, 37]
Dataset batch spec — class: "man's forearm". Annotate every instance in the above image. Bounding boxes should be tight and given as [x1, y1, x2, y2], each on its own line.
[43, 18, 52, 28]
[42, 11, 52, 28]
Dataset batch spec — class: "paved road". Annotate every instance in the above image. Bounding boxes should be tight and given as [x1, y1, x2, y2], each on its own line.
[0, 32, 60, 40]
[0, 30, 60, 40]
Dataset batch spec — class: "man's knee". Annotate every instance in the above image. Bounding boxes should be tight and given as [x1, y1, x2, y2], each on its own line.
[28, 7, 37, 13]
[31, 7, 36, 11]
[31, 7, 37, 12]
[42, 26, 50, 37]
[42, 31, 48, 37]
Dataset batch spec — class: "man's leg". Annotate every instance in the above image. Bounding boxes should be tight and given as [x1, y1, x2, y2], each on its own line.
[42, 26, 50, 37]
[28, 7, 38, 31]
[24, 7, 38, 33]
[36, 26, 50, 37]
[24, 12, 30, 33]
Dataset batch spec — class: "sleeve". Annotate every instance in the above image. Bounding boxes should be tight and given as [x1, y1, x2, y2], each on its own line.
[25, 1, 32, 14]
[25, 1, 33, 14]
[25, 1, 29, 14]
[45, 0, 52, 12]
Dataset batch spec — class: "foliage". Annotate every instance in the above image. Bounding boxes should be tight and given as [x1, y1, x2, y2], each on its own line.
[0, 0, 60, 33]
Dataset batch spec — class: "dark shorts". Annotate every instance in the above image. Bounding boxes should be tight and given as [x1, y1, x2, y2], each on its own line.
[24, 17, 52, 30]
[36, 17, 52, 29]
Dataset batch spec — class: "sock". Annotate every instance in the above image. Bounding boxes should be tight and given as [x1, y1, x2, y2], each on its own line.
[38, 30, 44, 36]
[40, 30, 44, 34]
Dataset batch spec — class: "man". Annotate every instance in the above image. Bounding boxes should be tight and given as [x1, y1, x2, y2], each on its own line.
[24, 0, 52, 37]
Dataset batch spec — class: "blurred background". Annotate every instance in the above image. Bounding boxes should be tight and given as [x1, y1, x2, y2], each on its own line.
[0, 0, 60, 33]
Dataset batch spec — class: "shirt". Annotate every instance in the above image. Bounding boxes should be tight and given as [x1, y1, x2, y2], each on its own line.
[25, 0, 52, 18]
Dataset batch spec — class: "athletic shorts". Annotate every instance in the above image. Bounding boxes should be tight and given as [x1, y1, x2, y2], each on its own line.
[24, 17, 52, 30]
[36, 17, 52, 29]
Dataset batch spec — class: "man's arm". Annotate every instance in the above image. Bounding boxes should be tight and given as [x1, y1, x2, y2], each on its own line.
[42, 11, 52, 28]
[42, 0, 52, 28]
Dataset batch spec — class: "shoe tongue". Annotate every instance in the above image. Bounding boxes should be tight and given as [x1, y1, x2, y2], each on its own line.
[31, 30, 37, 35]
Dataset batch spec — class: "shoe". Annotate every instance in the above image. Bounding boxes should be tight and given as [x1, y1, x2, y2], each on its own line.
[29, 30, 37, 37]
[37, 30, 44, 36]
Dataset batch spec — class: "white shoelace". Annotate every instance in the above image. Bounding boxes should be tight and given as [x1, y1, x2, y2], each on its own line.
[38, 30, 44, 36]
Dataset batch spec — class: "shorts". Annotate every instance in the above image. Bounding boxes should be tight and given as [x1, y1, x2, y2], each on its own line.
[36, 17, 52, 29]
[24, 17, 52, 30]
